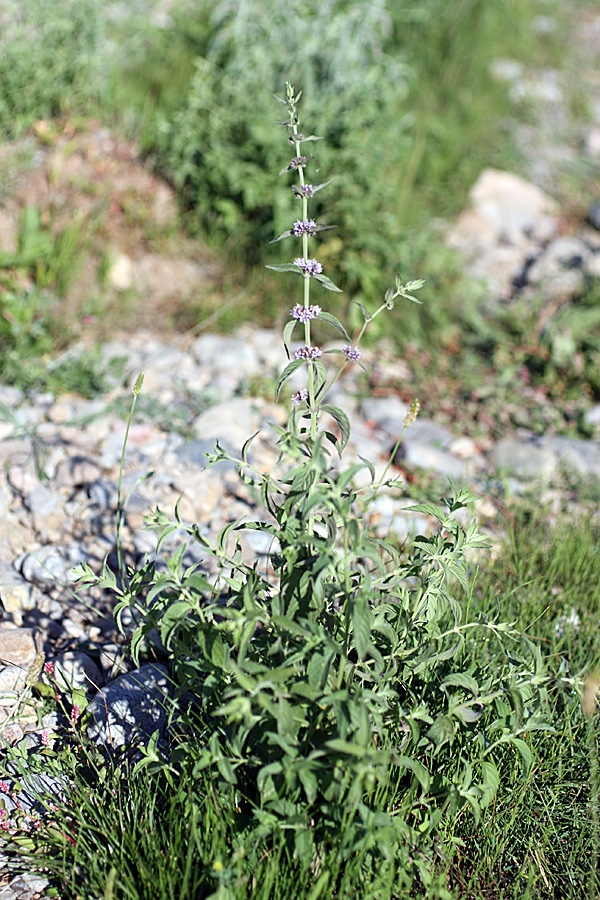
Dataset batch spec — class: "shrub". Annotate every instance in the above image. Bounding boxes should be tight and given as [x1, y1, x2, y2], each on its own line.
[96, 83, 551, 890]
[0, 0, 104, 137]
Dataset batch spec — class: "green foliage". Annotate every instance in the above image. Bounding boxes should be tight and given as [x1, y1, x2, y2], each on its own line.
[0, 0, 105, 138]
[91, 86, 553, 888]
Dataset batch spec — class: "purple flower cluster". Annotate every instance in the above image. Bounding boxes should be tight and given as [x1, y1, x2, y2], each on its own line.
[291, 303, 321, 322]
[294, 258, 323, 275]
[292, 219, 317, 236]
[294, 346, 322, 361]
[289, 156, 308, 170]
[296, 184, 314, 198]
[342, 345, 361, 361]
[291, 389, 310, 406]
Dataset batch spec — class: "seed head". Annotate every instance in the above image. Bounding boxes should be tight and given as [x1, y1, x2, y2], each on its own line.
[403, 399, 421, 429]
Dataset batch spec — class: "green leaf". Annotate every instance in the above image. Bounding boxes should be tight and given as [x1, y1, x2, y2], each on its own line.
[275, 359, 305, 399]
[265, 263, 304, 273]
[283, 319, 297, 357]
[427, 715, 454, 750]
[405, 501, 444, 520]
[441, 673, 479, 695]
[317, 310, 350, 340]
[321, 405, 351, 452]
[313, 273, 343, 293]
[395, 755, 431, 792]
[216, 756, 238, 784]
[325, 738, 367, 758]
[511, 737, 533, 772]
[269, 229, 295, 243]
[480, 759, 500, 808]
[352, 596, 372, 660]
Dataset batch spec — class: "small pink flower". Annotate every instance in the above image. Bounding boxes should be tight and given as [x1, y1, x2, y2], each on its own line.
[0, 781, 10, 794]
[44, 661, 55, 677]
[1, 821, 10, 831]
[41, 729, 50, 746]
[70, 704, 80, 726]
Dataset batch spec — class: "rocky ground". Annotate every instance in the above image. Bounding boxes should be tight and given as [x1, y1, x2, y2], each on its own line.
[0, 3, 599, 897]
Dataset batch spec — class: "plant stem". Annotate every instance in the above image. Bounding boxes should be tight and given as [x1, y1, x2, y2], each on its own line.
[116, 372, 144, 588]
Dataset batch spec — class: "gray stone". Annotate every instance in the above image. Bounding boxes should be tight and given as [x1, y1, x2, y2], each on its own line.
[18, 544, 85, 585]
[0, 562, 39, 615]
[468, 169, 558, 243]
[488, 438, 556, 480]
[23, 484, 60, 517]
[0, 665, 27, 693]
[402, 419, 454, 449]
[399, 444, 467, 479]
[0, 629, 38, 668]
[584, 405, 600, 428]
[175, 438, 237, 471]
[192, 334, 259, 379]
[542, 435, 600, 478]
[193, 397, 261, 450]
[360, 396, 409, 434]
[53, 652, 104, 694]
[87, 663, 170, 748]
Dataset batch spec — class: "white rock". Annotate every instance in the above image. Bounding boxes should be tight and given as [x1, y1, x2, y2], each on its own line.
[107, 252, 135, 291]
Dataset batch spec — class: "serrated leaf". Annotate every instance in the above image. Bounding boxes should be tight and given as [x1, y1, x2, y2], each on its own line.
[427, 715, 454, 750]
[441, 673, 479, 695]
[313, 273, 343, 293]
[275, 359, 305, 399]
[405, 501, 444, 520]
[321, 405, 350, 452]
[317, 311, 350, 340]
[454, 705, 483, 724]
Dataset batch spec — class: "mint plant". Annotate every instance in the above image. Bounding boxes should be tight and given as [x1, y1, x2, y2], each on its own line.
[77, 83, 550, 890]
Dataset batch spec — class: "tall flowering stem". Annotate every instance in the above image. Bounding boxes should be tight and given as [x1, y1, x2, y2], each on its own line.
[269, 83, 424, 456]
[285, 84, 317, 439]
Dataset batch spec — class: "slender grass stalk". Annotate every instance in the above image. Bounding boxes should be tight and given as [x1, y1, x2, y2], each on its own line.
[584, 674, 600, 900]
[116, 371, 144, 587]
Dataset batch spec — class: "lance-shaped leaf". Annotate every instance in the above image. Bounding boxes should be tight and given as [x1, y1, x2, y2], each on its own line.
[352, 299, 372, 322]
[275, 359, 305, 399]
[316, 359, 328, 395]
[283, 319, 297, 358]
[321, 404, 350, 451]
[289, 134, 324, 143]
[317, 311, 350, 341]
[313, 273, 343, 292]
[265, 263, 304, 274]
[269, 224, 337, 244]
[292, 178, 333, 197]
